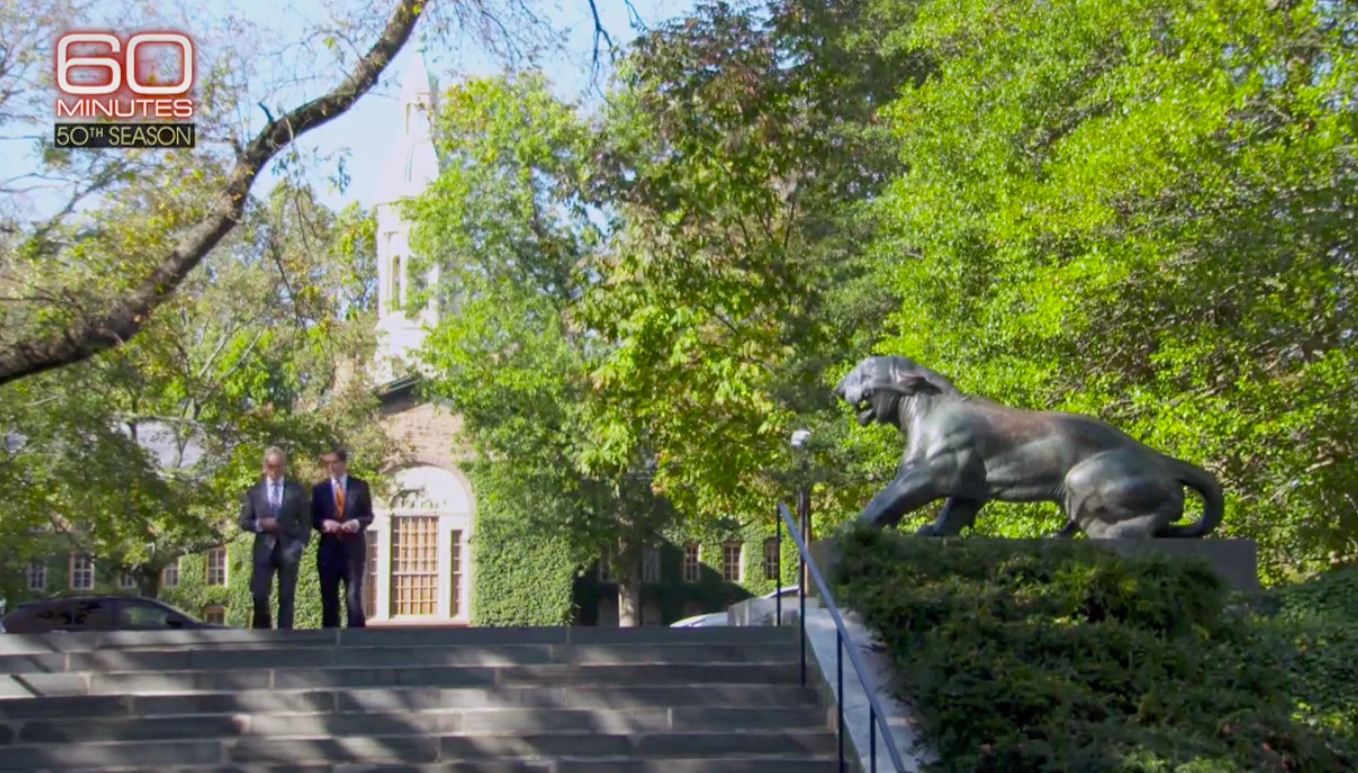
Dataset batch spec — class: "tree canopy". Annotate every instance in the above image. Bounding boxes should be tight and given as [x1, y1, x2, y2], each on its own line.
[0, 173, 395, 598]
[404, 0, 1358, 585]
[5, 0, 1356, 592]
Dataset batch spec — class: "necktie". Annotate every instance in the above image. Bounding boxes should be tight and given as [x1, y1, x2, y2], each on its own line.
[271, 481, 280, 511]
[335, 480, 345, 514]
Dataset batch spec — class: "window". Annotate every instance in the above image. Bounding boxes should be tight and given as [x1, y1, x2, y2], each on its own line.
[450, 530, 463, 617]
[162, 559, 180, 588]
[391, 255, 404, 310]
[68, 553, 93, 590]
[721, 541, 743, 582]
[119, 600, 174, 628]
[118, 572, 137, 590]
[26, 561, 46, 592]
[598, 548, 614, 584]
[201, 604, 226, 625]
[763, 538, 780, 581]
[70, 599, 116, 630]
[363, 531, 379, 619]
[682, 543, 701, 583]
[28, 603, 78, 633]
[390, 516, 438, 616]
[642, 547, 660, 583]
[204, 548, 227, 586]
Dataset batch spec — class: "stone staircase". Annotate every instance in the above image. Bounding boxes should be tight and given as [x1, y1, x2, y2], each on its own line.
[0, 626, 837, 773]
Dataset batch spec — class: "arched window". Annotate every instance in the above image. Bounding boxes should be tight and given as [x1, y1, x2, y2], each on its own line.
[391, 255, 403, 310]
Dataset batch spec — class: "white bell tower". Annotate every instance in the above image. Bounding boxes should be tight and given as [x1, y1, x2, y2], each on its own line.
[372, 36, 442, 386]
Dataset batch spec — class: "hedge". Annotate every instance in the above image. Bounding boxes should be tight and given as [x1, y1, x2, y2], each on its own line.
[832, 526, 1357, 773]
[1253, 567, 1358, 742]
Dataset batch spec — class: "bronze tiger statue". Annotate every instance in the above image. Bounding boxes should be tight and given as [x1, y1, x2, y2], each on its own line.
[834, 355, 1224, 539]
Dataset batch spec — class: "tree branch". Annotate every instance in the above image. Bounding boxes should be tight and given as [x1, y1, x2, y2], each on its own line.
[0, 0, 427, 387]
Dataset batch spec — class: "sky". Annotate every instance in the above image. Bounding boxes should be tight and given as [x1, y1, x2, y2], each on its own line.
[5, 0, 696, 218]
[285, 0, 695, 213]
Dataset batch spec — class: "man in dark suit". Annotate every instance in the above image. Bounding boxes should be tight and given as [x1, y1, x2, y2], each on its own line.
[312, 447, 374, 628]
[237, 446, 310, 629]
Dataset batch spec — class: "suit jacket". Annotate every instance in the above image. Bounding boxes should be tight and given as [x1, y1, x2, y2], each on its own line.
[238, 478, 311, 565]
[311, 476, 374, 560]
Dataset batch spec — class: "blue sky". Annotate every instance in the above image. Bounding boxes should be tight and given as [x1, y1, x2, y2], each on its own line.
[8, 0, 695, 217]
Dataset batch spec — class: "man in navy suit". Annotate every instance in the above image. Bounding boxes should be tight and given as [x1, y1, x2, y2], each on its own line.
[311, 447, 375, 628]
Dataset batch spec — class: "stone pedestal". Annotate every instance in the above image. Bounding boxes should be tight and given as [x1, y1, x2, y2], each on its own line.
[810, 534, 1260, 593]
[1087, 537, 1259, 591]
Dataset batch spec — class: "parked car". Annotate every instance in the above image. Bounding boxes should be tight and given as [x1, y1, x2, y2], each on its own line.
[669, 585, 803, 628]
[0, 595, 229, 634]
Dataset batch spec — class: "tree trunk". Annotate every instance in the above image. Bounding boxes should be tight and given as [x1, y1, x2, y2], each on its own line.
[616, 537, 642, 627]
[136, 567, 161, 599]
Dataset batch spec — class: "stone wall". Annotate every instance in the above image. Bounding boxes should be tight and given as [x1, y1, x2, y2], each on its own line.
[379, 393, 471, 469]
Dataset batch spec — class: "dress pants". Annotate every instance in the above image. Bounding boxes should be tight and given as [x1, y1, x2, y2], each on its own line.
[319, 538, 367, 628]
[250, 548, 299, 630]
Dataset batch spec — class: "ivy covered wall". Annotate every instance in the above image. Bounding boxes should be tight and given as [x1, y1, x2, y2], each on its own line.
[158, 537, 325, 629]
[570, 517, 806, 626]
[5, 535, 327, 630]
[466, 463, 577, 626]
[2, 542, 139, 608]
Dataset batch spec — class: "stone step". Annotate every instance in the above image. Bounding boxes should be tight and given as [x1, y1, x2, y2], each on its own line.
[0, 730, 839, 770]
[4, 706, 828, 744]
[0, 663, 802, 698]
[0, 626, 796, 655]
[30, 760, 838, 773]
[0, 644, 800, 675]
[0, 685, 822, 721]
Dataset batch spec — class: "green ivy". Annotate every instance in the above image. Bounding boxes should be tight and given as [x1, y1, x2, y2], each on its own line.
[160, 537, 324, 629]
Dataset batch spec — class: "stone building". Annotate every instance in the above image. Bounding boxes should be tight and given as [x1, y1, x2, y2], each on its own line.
[6, 47, 801, 629]
[350, 45, 799, 628]
[356, 45, 476, 627]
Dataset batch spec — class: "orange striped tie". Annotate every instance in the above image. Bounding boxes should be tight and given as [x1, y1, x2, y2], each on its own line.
[335, 481, 345, 515]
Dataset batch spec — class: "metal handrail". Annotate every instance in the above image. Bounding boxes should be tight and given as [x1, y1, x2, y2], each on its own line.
[774, 500, 907, 773]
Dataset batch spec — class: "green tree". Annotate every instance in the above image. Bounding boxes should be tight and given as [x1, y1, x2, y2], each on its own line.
[404, 72, 691, 625]
[581, 0, 926, 526]
[0, 0, 631, 385]
[864, 0, 1358, 580]
[0, 174, 397, 597]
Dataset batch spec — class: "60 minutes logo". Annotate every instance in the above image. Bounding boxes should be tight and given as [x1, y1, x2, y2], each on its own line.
[54, 31, 195, 121]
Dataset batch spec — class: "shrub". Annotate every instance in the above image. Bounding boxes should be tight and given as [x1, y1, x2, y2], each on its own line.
[1253, 567, 1358, 741]
[832, 526, 1355, 773]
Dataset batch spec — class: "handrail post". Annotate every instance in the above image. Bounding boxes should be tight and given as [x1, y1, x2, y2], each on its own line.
[775, 507, 782, 626]
[797, 485, 810, 588]
[799, 540, 807, 686]
[870, 705, 877, 773]
[837, 629, 845, 772]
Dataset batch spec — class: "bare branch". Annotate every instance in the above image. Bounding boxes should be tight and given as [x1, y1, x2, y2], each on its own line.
[0, 0, 427, 387]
